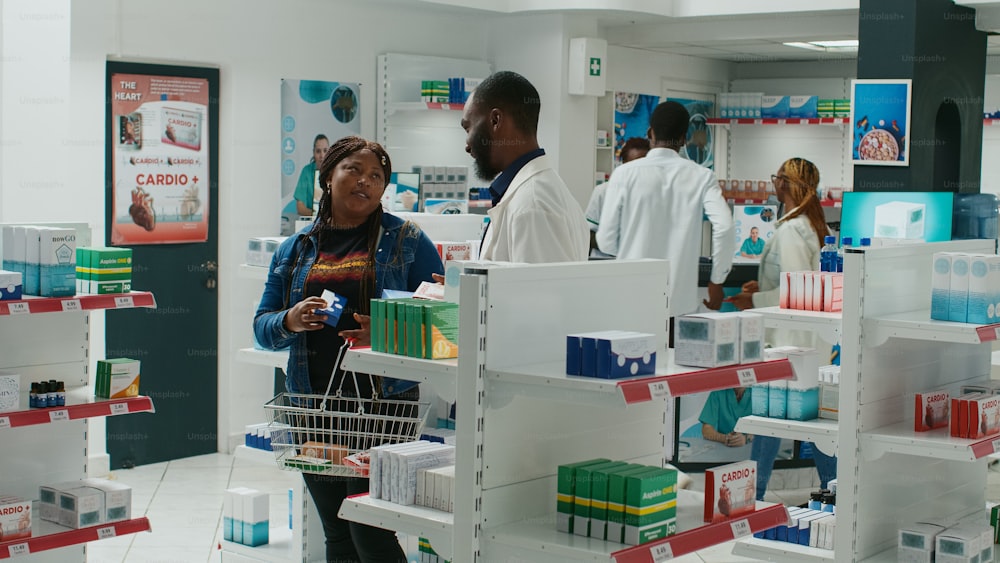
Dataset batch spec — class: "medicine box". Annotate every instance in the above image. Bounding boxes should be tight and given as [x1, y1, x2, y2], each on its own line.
[589, 463, 645, 540]
[23, 226, 41, 295]
[767, 380, 788, 419]
[968, 254, 1000, 325]
[0, 270, 22, 301]
[751, 383, 769, 416]
[82, 478, 132, 523]
[11, 227, 26, 285]
[96, 358, 141, 399]
[595, 332, 657, 379]
[784, 347, 819, 421]
[735, 312, 764, 363]
[899, 522, 946, 563]
[874, 201, 926, 240]
[822, 273, 844, 312]
[39, 227, 76, 297]
[760, 95, 790, 119]
[423, 302, 459, 359]
[931, 252, 952, 321]
[77, 247, 133, 294]
[370, 441, 429, 500]
[936, 525, 984, 563]
[914, 389, 950, 432]
[241, 490, 269, 547]
[968, 394, 1000, 439]
[0, 495, 32, 540]
[675, 313, 738, 368]
[1, 226, 13, 273]
[623, 467, 677, 546]
[574, 461, 629, 537]
[556, 458, 611, 533]
[396, 444, 455, 506]
[606, 466, 659, 543]
[59, 486, 105, 529]
[39, 481, 79, 523]
[223, 487, 251, 543]
[704, 460, 756, 523]
[789, 95, 819, 119]
[0, 371, 18, 412]
[435, 241, 472, 262]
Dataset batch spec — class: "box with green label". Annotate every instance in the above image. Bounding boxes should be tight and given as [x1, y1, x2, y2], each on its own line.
[573, 461, 629, 537]
[370, 299, 386, 353]
[76, 247, 132, 295]
[608, 466, 663, 543]
[423, 302, 458, 359]
[624, 468, 678, 546]
[590, 463, 646, 541]
[556, 458, 610, 533]
[406, 301, 424, 358]
[96, 358, 140, 399]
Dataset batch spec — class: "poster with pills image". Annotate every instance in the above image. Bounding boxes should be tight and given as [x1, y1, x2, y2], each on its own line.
[850, 79, 912, 166]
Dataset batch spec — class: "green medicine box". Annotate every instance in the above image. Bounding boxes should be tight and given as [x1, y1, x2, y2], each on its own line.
[556, 458, 611, 534]
[573, 461, 629, 537]
[608, 466, 663, 544]
[624, 468, 678, 546]
[590, 463, 646, 541]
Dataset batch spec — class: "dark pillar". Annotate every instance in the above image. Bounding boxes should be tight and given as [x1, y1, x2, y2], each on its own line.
[855, 0, 987, 193]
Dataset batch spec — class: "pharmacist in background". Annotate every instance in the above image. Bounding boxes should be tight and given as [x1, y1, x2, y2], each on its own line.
[255, 136, 443, 562]
[725, 157, 836, 500]
[460, 71, 589, 263]
[585, 137, 650, 258]
[596, 101, 735, 317]
[700, 388, 752, 447]
[294, 133, 330, 216]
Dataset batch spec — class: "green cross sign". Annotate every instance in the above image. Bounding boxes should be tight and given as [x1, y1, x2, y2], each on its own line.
[589, 57, 601, 76]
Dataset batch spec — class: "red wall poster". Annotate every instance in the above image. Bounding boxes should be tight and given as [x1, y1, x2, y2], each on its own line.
[110, 73, 210, 244]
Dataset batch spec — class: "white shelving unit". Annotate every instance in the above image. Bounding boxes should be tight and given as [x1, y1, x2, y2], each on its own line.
[335, 260, 793, 562]
[236, 348, 289, 371]
[735, 416, 839, 457]
[0, 286, 157, 562]
[752, 306, 842, 345]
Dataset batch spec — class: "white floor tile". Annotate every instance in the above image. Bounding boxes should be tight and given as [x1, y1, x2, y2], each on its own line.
[146, 508, 222, 529]
[87, 545, 130, 563]
[111, 463, 168, 483]
[124, 547, 211, 563]
[130, 525, 219, 549]
[162, 465, 233, 484]
[147, 492, 224, 512]
[697, 540, 761, 562]
[166, 453, 235, 469]
[89, 531, 136, 548]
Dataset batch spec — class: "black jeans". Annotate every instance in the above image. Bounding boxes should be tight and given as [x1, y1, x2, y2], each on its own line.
[303, 473, 406, 563]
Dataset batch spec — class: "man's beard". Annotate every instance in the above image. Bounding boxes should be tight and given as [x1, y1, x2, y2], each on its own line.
[470, 127, 500, 181]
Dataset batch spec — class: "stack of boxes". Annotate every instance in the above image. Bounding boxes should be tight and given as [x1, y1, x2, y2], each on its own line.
[76, 247, 133, 295]
[367, 441, 456, 509]
[750, 347, 820, 422]
[420, 81, 449, 103]
[718, 94, 848, 119]
[557, 458, 677, 546]
[245, 237, 286, 267]
[779, 271, 844, 312]
[95, 358, 141, 399]
[38, 478, 132, 530]
[674, 312, 764, 368]
[414, 165, 470, 213]
[223, 488, 269, 547]
[756, 506, 836, 549]
[1, 225, 81, 298]
[899, 519, 993, 563]
[565, 331, 657, 378]
[370, 298, 459, 360]
[244, 422, 290, 451]
[931, 252, 1000, 324]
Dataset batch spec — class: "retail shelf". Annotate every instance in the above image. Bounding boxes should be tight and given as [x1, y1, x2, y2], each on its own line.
[985, 118, 1000, 126]
[222, 526, 296, 562]
[734, 416, 839, 456]
[596, 145, 613, 150]
[862, 546, 1000, 562]
[339, 493, 454, 560]
[340, 347, 457, 387]
[0, 291, 156, 316]
[0, 394, 153, 429]
[484, 490, 788, 562]
[236, 348, 289, 370]
[234, 445, 278, 466]
[388, 102, 464, 114]
[239, 264, 269, 281]
[752, 306, 842, 343]
[732, 537, 835, 562]
[0, 516, 151, 558]
[487, 355, 793, 406]
[706, 117, 848, 126]
[863, 309, 1000, 346]
[862, 421, 1000, 462]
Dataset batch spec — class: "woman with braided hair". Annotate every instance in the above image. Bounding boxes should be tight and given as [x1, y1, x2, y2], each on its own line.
[726, 157, 836, 501]
[254, 136, 443, 562]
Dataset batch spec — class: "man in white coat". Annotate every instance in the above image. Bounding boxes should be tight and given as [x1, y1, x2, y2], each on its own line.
[596, 101, 735, 316]
[460, 71, 589, 263]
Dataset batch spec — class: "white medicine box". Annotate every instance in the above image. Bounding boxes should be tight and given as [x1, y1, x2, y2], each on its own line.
[873, 200, 926, 240]
[674, 313, 738, 368]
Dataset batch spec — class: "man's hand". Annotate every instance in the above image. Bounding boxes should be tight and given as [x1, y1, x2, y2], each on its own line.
[703, 282, 725, 310]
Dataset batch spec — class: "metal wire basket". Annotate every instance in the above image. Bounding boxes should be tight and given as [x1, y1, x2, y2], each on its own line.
[263, 340, 429, 477]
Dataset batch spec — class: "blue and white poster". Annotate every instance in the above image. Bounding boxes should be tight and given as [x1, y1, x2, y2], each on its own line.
[850, 79, 912, 167]
[668, 97, 715, 170]
[279, 80, 361, 235]
[613, 92, 659, 165]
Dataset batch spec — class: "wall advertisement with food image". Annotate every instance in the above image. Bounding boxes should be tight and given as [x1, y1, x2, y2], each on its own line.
[109, 71, 210, 244]
[850, 79, 912, 167]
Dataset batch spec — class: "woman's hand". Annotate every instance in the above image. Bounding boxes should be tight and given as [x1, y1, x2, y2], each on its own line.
[725, 292, 756, 311]
[741, 280, 759, 293]
[284, 296, 329, 333]
[339, 313, 371, 347]
[431, 273, 444, 284]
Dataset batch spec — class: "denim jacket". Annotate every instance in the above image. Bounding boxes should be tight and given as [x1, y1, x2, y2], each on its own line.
[253, 212, 444, 397]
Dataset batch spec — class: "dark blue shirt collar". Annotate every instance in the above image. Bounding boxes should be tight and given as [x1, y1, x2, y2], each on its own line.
[488, 148, 545, 206]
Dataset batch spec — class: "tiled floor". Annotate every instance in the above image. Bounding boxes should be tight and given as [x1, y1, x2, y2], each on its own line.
[84, 453, 1000, 563]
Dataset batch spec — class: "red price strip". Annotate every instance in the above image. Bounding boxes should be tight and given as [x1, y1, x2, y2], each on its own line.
[61, 299, 82, 312]
[8, 302, 29, 315]
[648, 381, 671, 400]
[730, 518, 752, 538]
[110, 403, 129, 415]
[49, 410, 69, 422]
[97, 526, 117, 539]
[114, 296, 134, 308]
[7, 542, 29, 556]
[737, 368, 757, 386]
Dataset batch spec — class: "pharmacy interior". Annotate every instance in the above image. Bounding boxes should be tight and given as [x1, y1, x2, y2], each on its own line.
[3, 0, 1000, 561]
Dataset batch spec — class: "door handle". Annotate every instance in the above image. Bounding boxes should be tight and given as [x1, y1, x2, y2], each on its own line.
[201, 261, 218, 272]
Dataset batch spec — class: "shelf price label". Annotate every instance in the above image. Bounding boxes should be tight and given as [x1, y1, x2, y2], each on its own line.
[0, 417, 9, 429]
[8, 302, 29, 315]
[649, 542, 674, 562]
[992, 438, 1000, 455]
[61, 299, 82, 312]
[110, 403, 129, 416]
[97, 526, 117, 539]
[7, 543, 29, 557]
[730, 518, 752, 538]
[114, 296, 135, 308]
[49, 410, 69, 422]
[994, 327, 1000, 341]
[648, 381, 671, 400]
[737, 368, 758, 386]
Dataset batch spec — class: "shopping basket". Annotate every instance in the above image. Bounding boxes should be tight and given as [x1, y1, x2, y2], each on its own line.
[263, 340, 429, 477]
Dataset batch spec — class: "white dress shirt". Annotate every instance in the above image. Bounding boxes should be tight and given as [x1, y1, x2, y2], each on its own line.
[596, 148, 735, 316]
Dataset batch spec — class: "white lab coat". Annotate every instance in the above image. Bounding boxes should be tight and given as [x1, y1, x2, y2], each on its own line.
[597, 148, 735, 316]
[480, 154, 589, 263]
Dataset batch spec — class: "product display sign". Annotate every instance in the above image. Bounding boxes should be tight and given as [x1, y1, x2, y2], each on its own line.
[840, 191, 954, 243]
[850, 79, 912, 166]
[109, 72, 211, 244]
[280, 80, 361, 235]
[731, 204, 777, 264]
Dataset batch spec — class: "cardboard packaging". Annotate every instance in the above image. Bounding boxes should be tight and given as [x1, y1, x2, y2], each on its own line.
[39, 227, 76, 297]
[556, 458, 611, 533]
[899, 522, 946, 563]
[589, 463, 645, 540]
[241, 490, 269, 547]
[96, 358, 141, 399]
[789, 95, 819, 118]
[704, 460, 756, 523]
[606, 466, 659, 543]
[59, 486, 105, 528]
[81, 478, 132, 523]
[735, 312, 764, 363]
[931, 252, 952, 321]
[967, 394, 1000, 439]
[624, 467, 677, 545]
[675, 313, 739, 368]
[967, 254, 1000, 325]
[0, 372, 18, 413]
[0, 270, 23, 301]
[596, 332, 657, 379]
[23, 226, 41, 296]
[574, 461, 629, 537]
[874, 201, 926, 240]
[914, 389, 950, 432]
[751, 383, 769, 416]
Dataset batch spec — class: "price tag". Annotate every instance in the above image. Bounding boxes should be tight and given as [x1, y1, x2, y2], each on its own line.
[753, 119, 763, 125]
[994, 327, 1000, 341]
[648, 381, 671, 400]
[61, 299, 82, 312]
[649, 542, 674, 562]
[737, 368, 758, 386]
[992, 438, 1000, 454]
[49, 410, 69, 422]
[114, 296, 134, 308]
[110, 403, 129, 415]
[8, 302, 29, 315]
[731, 518, 752, 538]
[97, 526, 116, 539]
[0, 417, 9, 429]
[8, 543, 29, 556]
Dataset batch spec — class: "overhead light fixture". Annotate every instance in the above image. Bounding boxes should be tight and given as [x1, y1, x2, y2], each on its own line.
[783, 39, 859, 52]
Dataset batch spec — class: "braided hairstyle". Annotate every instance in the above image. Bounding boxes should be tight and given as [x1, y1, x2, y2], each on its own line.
[312, 136, 392, 314]
[776, 157, 829, 250]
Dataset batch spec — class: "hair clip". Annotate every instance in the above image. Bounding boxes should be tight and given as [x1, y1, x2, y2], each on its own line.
[381, 155, 387, 165]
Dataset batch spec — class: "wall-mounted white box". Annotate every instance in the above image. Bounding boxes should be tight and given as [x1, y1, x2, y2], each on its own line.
[568, 37, 607, 96]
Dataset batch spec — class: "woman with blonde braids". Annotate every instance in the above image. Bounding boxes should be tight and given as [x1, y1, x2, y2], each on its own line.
[255, 136, 442, 562]
[726, 157, 836, 501]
